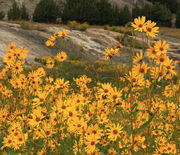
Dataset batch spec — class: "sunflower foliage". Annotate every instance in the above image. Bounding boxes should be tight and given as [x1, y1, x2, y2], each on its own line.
[0, 16, 179, 155]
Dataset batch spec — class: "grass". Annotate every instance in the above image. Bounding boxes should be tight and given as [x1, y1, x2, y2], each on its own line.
[35, 56, 129, 86]
[6, 20, 180, 40]
[160, 27, 180, 39]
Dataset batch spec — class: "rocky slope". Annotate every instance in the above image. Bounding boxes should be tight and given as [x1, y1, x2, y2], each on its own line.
[0, 21, 180, 66]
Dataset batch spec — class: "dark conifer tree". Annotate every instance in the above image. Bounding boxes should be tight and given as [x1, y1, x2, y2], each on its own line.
[21, 4, 29, 20]
[141, 4, 152, 20]
[119, 5, 131, 26]
[8, 2, 21, 20]
[151, 3, 172, 27]
[0, 11, 5, 20]
[176, 10, 180, 28]
[132, 3, 142, 19]
[33, 0, 60, 23]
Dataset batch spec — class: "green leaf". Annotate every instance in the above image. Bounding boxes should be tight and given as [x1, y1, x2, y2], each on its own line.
[131, 103, 138, 111]
[134, 111, 157, 134]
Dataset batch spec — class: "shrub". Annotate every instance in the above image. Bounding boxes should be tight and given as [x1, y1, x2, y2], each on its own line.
[67, 20, 79, 30]
[80, 22, 89, 31]
[67, 20, 89, 31]
[19, 21, 31, 30]
[103, 24, 110, 30]
[110, 26, 132, 36]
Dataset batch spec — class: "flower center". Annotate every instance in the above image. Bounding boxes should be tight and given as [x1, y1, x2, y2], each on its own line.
[147, 27, 152, 32]
[113, 129, 118, 134]
[140, 68, 145, 73]
[138, 24, 143, 28]
[35, 117, 40, 122]
[104, 89, 108, 93]
[132, 78, 136, 82]
[160, 47, 164, 51]
[159, 58, 164, 62]
[45, 131, 50, 135]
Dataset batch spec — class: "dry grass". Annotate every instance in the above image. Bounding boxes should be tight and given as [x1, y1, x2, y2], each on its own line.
[6, 20, 68, 29]
[160, 27, 180, 39]
[6, 21, 180, 40]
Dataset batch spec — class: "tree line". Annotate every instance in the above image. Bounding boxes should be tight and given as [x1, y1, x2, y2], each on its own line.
[0, 0, 179, 28]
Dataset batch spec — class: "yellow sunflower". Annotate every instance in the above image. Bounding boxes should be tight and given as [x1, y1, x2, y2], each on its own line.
[131, 16, 147, 32]
[133, 51, 143, 63]
[56, 51, 68, 62]
[144, 20, 159, 37]
[154, 40, 170, 55]
[146, 46, 160, 59]
[107, 124, 123, 141]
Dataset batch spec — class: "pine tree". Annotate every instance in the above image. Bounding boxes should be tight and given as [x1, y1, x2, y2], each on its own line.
[33, 0, 60, 23]
[147, 0, 179, 14]
[132, 3, 142, 19]
[78, 0, 99, 24]
[62, 0, 99, 24]
[21, 4, 29, 20]
[0, 11, 5, 20]
[141, 4, 152, 20]
[62, 0, 119, 25]
[151, 3, 172, 27]
[119, 5, 131, 26]
[96, 0, 116, 25]
[62, 0, 80, 23]
[176, 10, 180, 28]
[8, 2, 21, 20]
[166, 0, 178, 14]
[111, 6, 120, 26]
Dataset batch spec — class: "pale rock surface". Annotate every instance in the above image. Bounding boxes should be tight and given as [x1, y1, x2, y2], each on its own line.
[0, 21, 180, 66]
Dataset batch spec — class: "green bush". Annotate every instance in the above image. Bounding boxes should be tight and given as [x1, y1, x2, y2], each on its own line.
[119, 34, 148, 49]
[19, 22, 31, 30]
[67, 20, 89, 31]
[33, 0, 60, 23]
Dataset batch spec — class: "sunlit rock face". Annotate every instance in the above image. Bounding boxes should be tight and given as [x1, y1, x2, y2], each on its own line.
[108, 0, 151, 9]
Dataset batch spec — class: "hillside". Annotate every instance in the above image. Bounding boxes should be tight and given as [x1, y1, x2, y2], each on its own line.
[0, 0, 151, 17]
[0, 0, 65, 18]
